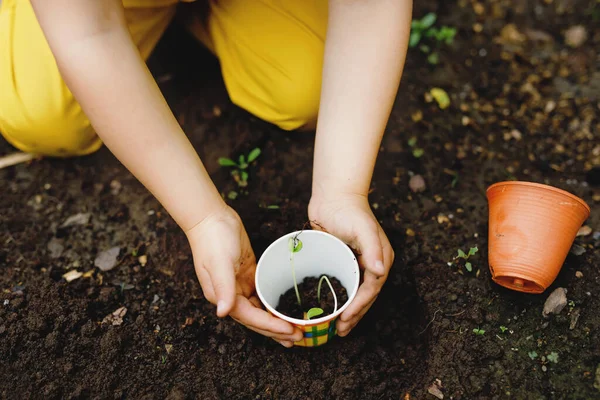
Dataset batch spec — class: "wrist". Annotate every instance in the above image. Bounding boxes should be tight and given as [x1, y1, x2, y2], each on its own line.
[178, 191, 229, 234]
[311, 176, 369, 203]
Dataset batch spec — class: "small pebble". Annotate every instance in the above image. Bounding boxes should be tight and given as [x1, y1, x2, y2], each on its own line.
[542, 287, 568, 318]
[576, 226, 592, 237]
[409, 175, 427, 193]
[542, 365, 547, 372]
[564, 25, 587, 48]
[575, 271, 583, 278]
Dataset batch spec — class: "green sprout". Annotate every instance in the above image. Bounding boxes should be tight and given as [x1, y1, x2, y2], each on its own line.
[305, 276, 339, 320]
[547, 352, 559, 364]
[499, 326, 508, 333]
[453, 246, 478, 272]
[528, 351, 538, 360]
[288, 236, 303, 306]
[407, 137, 424, 158]
[218, 148, 261, 188]
[287, 236, 338, 320]
[473, 327, 485, 336]
[409, 13, 457, 65]
[307, 308, 324, 320]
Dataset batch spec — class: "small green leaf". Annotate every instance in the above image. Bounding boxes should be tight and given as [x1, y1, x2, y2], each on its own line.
[500, 326, 508, 333]
[547, 352, 559, 364]
[457, 249, 467, 259]
[528, 351, 538, 360]
[241, 171, 249, 184]
[288, 237, 303, 253]
[424, 27, 439, 38]
[266, 205, 280, 209]
[227, 191, 238, 200]
[239, 154, 245, 165]
[465, 262, 472, 272]
[412, 148, 424, 158]
[473, 328, 485, 335]
[247, 148, 261, 163]
[420, 13, 437, 29]
[430, 87, 451, 109]
[427, 52, 440, 65]
[218, 157, 237, 167]
[407, 137, 418, 147]
[306, 307, 324, 320]
[409, 32, 422, 48]
[468, 246, 479, 257]
[419, 44, 431, 53]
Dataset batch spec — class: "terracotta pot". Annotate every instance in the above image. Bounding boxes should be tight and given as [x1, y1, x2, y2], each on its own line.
[255, 230, 359, 347]
[487, 181, 590, 293]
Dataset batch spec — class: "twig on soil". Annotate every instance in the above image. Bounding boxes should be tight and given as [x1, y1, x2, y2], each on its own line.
[419, 309, 442, 335]
[446, 310, 466, 317]
[0, 152, 37, 169]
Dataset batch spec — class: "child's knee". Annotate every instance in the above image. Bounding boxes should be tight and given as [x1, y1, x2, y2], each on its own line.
[269, 66, 322, 131]
[232, 43, 324, 132]
[0, 103, 101, 157]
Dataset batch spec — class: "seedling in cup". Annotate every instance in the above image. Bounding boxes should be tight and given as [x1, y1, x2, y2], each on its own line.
[288, 235, 339, 320]
[255, 230, 360, 347]
[218, 148, 261, 188]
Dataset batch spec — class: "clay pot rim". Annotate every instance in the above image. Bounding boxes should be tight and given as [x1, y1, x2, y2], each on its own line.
[487, 181, 590, 214]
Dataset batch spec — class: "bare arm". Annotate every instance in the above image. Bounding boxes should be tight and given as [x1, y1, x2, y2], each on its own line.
[309, 0, 412, 336]
[30, 0, 225, 231]
[313, 0, 412, 199]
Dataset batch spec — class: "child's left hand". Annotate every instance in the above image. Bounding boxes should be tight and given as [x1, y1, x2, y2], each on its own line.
[308, 193, 394, 337]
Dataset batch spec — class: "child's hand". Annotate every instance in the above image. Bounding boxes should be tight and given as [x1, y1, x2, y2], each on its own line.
[308, 193, 394, 337]
[186, 205, 303, 346]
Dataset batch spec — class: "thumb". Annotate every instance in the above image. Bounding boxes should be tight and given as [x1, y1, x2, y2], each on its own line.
[356, 224, 385, 277]
[206, 257, 237, 317]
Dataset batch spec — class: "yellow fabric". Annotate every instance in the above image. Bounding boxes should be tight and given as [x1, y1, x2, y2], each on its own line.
[0, 0, 327, 157]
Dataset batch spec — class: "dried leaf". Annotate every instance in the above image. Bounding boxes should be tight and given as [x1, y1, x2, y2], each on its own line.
[102, 306, 128, 326]
[63, 270, 83, 282]
[60, 213, 91, 228]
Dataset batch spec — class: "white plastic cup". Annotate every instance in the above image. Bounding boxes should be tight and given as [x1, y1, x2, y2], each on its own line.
[255, 230, 360, 347]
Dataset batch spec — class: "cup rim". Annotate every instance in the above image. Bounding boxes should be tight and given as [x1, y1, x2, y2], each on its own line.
[255, 230, 360, 326]
[487, 181, 590, 214]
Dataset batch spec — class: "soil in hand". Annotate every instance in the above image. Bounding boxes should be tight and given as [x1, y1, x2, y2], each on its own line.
[276, 275, 348, 320]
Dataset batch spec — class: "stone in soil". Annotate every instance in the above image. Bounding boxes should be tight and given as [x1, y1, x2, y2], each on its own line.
[542, 287, 568, 318]
[94, 247, 121, 271]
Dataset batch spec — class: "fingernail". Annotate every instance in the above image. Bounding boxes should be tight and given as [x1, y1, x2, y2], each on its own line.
[280, 341, 293, 348]
[217, 300, 226, 316]
[292, 333, 303, 342]
[375, 260, 385, 275]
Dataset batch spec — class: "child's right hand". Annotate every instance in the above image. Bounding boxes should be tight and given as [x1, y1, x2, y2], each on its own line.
[185, 205, 304, 347]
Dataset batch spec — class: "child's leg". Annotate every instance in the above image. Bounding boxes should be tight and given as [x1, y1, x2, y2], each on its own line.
[184, 0, 327, 131]
[0, 0, 177, 157]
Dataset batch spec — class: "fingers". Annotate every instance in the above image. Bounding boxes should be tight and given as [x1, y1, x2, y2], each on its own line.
[355, 221, 386, 277]
[340, 269, 383, 323]
[229, 295, 303, 340]
[205, 257, 237, 317]
[337, 297, 377, 336]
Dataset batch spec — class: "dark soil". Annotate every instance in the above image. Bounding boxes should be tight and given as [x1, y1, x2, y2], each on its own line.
[1, 0, 599, 398]
[276, 276, 349, 320]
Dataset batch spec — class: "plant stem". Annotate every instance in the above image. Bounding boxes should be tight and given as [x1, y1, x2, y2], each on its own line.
[290, 252, 301, 306]
[317, 275, 338, 313]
